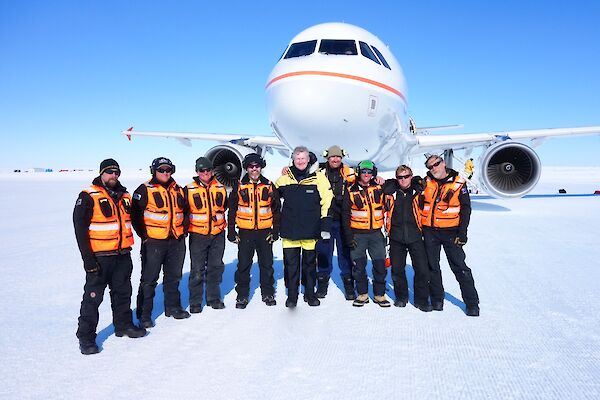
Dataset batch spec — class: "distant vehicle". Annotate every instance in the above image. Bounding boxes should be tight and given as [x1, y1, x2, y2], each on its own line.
[14, 169, 21, 173]
[124, 22, 600, 198]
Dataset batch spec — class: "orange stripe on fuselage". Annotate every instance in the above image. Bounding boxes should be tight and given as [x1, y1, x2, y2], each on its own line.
[266, 70, 406, 101]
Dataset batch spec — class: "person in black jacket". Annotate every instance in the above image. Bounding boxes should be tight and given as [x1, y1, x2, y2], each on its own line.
[382, 165, 432, 312]
[73, 159, 146, 355]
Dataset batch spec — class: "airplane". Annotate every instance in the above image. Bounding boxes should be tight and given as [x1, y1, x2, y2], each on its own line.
[123, 22, 600, 198]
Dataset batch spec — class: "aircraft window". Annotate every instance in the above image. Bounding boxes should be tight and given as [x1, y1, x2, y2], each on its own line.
[284, 40, 317, 59]
[371, 46, 391, 69]
[359, 41, 381, 65]
[319, 39, 358, 55]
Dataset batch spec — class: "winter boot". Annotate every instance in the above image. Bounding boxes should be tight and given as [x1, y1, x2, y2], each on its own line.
[394, 298, 408, 308]
[236, 298, 249, 309]
[189, 304, 203, 314]
[208, 299, 226, 310]
[115, 325, 147, 338]
[166, 308, 191, 319]
[262, 295, 276, 306]
[316, 275, 329, 299]
[79, 339, 99, 355]
[466, 305, 480, 317]
[374, 295, 391, 308]
[343, 276, 357, 301]
[352, 294, 370, 307]
[432, 301, 444, 311]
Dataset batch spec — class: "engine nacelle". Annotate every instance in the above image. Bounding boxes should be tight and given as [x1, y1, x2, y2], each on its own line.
[478, 141, 541, 198]
[205, 144, 256, 187]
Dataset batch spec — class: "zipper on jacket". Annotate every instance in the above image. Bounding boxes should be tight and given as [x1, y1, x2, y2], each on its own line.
[253, 183, 259, 230]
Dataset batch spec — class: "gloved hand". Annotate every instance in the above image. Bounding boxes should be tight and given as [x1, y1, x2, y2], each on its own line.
[266, 231, 279, 244]
[346, 235, 358, 249]
[83, 256, 100, 274]
[320, 217, 332, 235]
[411, 175, 426, 193]
[228, 230, 240, 244]
[374, 176, 385, 185]
[321, 231, 331, 240]
[454, 233, 468, 246]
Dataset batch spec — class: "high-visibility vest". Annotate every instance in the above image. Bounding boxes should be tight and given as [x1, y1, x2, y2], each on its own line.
[186, 179, 227, 235]
[420, 175, 466, 228]
[84, 185, 134, 252]
[348, 184, 385, 230]
[340, 164, 356, 184]
[235, 181, 274, 230]
[384, 191, 422, 235]
[143, 181, 185, 239]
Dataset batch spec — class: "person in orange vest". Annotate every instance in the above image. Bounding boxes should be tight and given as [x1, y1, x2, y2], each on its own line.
[185, 157, 228, 311]
[420, 155, 480, 316]
[131, 157, 190, 328]
[74, 159, 147, 355]
[382, 165, 432, 312]
[342, 160, 391, 307]
[315, 145, 357, 300]
[227, 153, 280, 309]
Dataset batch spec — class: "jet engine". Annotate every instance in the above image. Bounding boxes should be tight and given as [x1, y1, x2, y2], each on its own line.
[478, 141, 541, 198]
[205, 144, 256, 187]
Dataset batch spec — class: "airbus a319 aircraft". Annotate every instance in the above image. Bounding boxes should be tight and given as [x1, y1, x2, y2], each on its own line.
[123, 22, 600, 198]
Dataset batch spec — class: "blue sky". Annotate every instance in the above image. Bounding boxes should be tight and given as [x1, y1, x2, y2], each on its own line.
[1, 0, 599, 169]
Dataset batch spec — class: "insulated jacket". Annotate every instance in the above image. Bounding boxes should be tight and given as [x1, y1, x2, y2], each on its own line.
[74, 177, 133, 260]
[184, 177, 227, 235]
[319, 162, 356, 221]
[131, 178, 185, 240]
[275, 165, 333, 240]
[228, 174, 280, 233]
[382, 179, 422, 244]
[342, 180, 387, 242]
[419, 168, 471, 234]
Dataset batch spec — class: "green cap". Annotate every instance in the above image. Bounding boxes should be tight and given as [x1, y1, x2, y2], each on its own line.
[357, 160, 375, 170]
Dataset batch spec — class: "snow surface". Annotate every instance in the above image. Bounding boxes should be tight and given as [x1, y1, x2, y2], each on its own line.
[1, 167, 599, 399]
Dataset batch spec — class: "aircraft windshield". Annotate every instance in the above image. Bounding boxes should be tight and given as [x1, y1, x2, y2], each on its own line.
[371, 46, 391, 69]
[319, 39, 357, 55]
[359, 41, 381, 65]
[284, 40, 317, 59]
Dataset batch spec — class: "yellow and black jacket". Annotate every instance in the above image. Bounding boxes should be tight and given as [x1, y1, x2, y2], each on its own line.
[319, 162, 356, 221]
[419, 168, 471, 234]
[184, 177, 227, 236]
[382, 178, 423, 244]
[275, 165, 333, 240]
[73, 177, 134, 260]
[228, 174, 280, 234]
[131, 177, 186, 240]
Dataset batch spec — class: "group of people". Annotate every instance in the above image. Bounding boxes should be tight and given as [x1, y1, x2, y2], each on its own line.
[73, 145, 480, 355]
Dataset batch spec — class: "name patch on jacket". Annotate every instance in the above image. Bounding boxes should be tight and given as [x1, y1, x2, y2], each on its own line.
[133, 193, 142, 200]
[305, 189, 314, 193]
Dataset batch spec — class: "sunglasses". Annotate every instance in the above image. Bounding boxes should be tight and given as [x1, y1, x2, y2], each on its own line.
[359, 169, 374, 175]
[197, 168, 211, 173]
[104, 169, 120, 176]
[247, 163, 261, 169]
[427, 159, 443, 170]
[396, 174, 412, 180]
[156, 168, 173, 174]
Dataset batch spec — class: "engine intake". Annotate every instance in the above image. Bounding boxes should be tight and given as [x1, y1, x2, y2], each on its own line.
[478, 141, 541, 198]
[205, 144, 255, 187]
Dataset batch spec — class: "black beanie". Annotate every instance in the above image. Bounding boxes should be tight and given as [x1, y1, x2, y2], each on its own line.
[99, 158, 120, 174]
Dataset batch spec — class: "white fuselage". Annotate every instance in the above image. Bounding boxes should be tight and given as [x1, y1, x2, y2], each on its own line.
[265, 23, 410, 169]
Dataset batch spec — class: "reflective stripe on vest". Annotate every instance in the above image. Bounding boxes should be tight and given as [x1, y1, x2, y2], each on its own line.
[143, 181, 185, 239]
[420, 176, 465, 228]
[84, 186, 134, 252]
[187, 179, 227, 235]
[348, 184, 385, 230]
[235, 181, 274, 230]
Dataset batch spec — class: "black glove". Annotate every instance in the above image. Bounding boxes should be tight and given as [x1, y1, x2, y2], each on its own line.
[320, 217, 332, 234]
[266, 231, 278, 244]
[346, 235, 358, 249]
[83, 256, 100, 274]
[411, 175, 426, 193]
[228, 230, 240, 244]
[454, 233, 468, 246]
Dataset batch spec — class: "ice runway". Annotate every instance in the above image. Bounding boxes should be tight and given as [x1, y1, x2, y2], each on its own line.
[1, 168, 599, 399]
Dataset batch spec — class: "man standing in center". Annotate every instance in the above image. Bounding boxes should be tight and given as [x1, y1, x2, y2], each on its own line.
[276, 146, 333, 308]
[132, 157, 190, 328]
[342, 160, 391, 307]
[185, 157, 228, 312]
[315, 145, 356, 300]
[228, 153, 280, 309]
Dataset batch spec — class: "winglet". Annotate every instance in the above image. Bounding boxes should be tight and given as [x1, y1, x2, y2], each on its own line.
[126, 126, 133, 141]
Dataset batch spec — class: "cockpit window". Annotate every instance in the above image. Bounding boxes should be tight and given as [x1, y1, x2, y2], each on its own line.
[284, 40, 317, 59]
[371, 46, 391, 69]
[319, 39, 358, 55]
[359, 41, 381, 65]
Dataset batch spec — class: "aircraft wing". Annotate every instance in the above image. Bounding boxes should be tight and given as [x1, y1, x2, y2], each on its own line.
[122, 127, 286, 149]
[410, 125, 600, 155]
